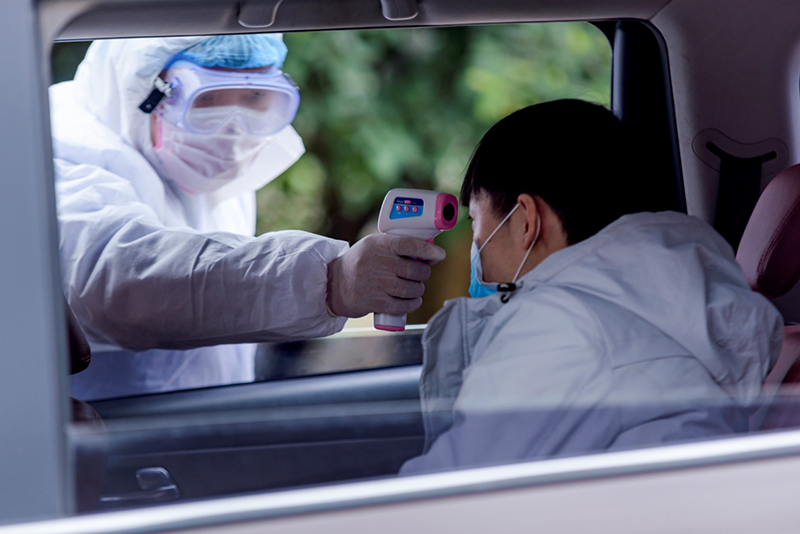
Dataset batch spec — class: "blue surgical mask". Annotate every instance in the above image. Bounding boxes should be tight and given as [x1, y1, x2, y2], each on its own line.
[469, 239, 500, 298]
[469, 203, 540, 298]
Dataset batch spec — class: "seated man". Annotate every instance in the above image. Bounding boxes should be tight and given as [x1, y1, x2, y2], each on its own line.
[401, 99, 783, 473]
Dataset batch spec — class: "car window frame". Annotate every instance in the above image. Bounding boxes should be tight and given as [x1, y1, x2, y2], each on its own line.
[2, 0, 793, 527]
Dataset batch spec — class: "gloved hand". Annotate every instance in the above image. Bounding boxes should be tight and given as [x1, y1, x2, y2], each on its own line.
[326, 233, 446, 318]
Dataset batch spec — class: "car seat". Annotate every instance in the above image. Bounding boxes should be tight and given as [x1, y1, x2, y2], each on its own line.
[736, 163, 800, 429]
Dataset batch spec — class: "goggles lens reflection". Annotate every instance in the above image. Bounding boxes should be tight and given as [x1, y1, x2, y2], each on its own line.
[186, 89, 295, 135]
[192, 88, 283, 112]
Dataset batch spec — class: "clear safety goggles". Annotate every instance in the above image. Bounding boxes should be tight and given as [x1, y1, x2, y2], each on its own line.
[145, 60, 300, 136]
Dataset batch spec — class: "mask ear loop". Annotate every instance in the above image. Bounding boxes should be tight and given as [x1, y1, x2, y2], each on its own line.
[473, 203, 521, 290]
[500, 212, 541, 303]
[477, 203, 520, 256]
[512, 213, 541, 283]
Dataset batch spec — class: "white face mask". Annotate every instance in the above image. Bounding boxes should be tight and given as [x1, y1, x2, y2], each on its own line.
[150, 116, 271, 195]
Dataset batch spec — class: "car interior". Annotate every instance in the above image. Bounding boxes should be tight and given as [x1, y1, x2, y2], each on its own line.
[15, 0, 800, 526]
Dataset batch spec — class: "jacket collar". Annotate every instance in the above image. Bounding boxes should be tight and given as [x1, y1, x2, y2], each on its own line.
[510, 211, 700, 297]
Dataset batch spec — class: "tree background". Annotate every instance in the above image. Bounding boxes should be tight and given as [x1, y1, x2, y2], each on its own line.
[51, 23, 610, 325]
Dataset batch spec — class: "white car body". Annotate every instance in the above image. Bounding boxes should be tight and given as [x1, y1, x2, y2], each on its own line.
[3, 0, 800, 531]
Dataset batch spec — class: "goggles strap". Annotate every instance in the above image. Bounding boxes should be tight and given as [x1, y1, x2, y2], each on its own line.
[138, 76, 173, 114]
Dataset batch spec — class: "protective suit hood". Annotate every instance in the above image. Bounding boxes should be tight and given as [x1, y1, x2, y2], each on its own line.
[72, 37, 304, 201]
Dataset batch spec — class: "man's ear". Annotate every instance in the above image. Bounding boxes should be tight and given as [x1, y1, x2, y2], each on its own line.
[516, 194, 540, 249]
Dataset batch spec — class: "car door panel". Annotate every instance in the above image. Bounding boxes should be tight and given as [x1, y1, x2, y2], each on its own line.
[83, 364, 425, 509]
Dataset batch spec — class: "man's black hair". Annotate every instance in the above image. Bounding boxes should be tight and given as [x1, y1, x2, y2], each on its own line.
[460, 99, 662, 244]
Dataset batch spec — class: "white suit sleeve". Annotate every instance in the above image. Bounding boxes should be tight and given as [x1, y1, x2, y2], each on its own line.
[401, 289, 618, 473]
[55, 158, 348, 351]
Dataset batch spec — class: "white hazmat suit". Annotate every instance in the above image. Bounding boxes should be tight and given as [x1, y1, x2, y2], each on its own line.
[51, 38, 348, 400]
[402, 212, 783, 473]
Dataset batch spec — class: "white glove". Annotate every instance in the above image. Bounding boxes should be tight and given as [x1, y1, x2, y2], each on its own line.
[326, 233, 446, 318]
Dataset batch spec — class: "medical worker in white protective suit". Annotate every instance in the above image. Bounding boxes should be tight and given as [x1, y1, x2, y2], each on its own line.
[401, 100, 783, 474]
[51, 35, 444, 400]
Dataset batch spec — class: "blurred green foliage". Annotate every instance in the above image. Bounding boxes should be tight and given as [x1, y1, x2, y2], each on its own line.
[51, 23, 609, 322]
[51, 41, 91, 84]
[260, 23, 610, 243]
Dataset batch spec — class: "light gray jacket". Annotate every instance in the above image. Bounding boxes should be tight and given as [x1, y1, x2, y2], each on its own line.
[402, 212, 783, 473]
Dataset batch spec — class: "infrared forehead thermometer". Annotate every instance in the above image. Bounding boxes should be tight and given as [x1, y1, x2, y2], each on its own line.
[375, 188, 459, 332]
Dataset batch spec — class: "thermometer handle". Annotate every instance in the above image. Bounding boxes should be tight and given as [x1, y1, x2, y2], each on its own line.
[374, 313, 407, 332]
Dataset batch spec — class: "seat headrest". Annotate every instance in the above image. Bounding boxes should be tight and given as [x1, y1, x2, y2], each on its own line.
[737, 164, 800, 298]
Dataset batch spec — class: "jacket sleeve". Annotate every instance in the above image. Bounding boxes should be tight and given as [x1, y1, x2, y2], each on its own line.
[55, 158, 348, 351]
[401, 289, 619, 474]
